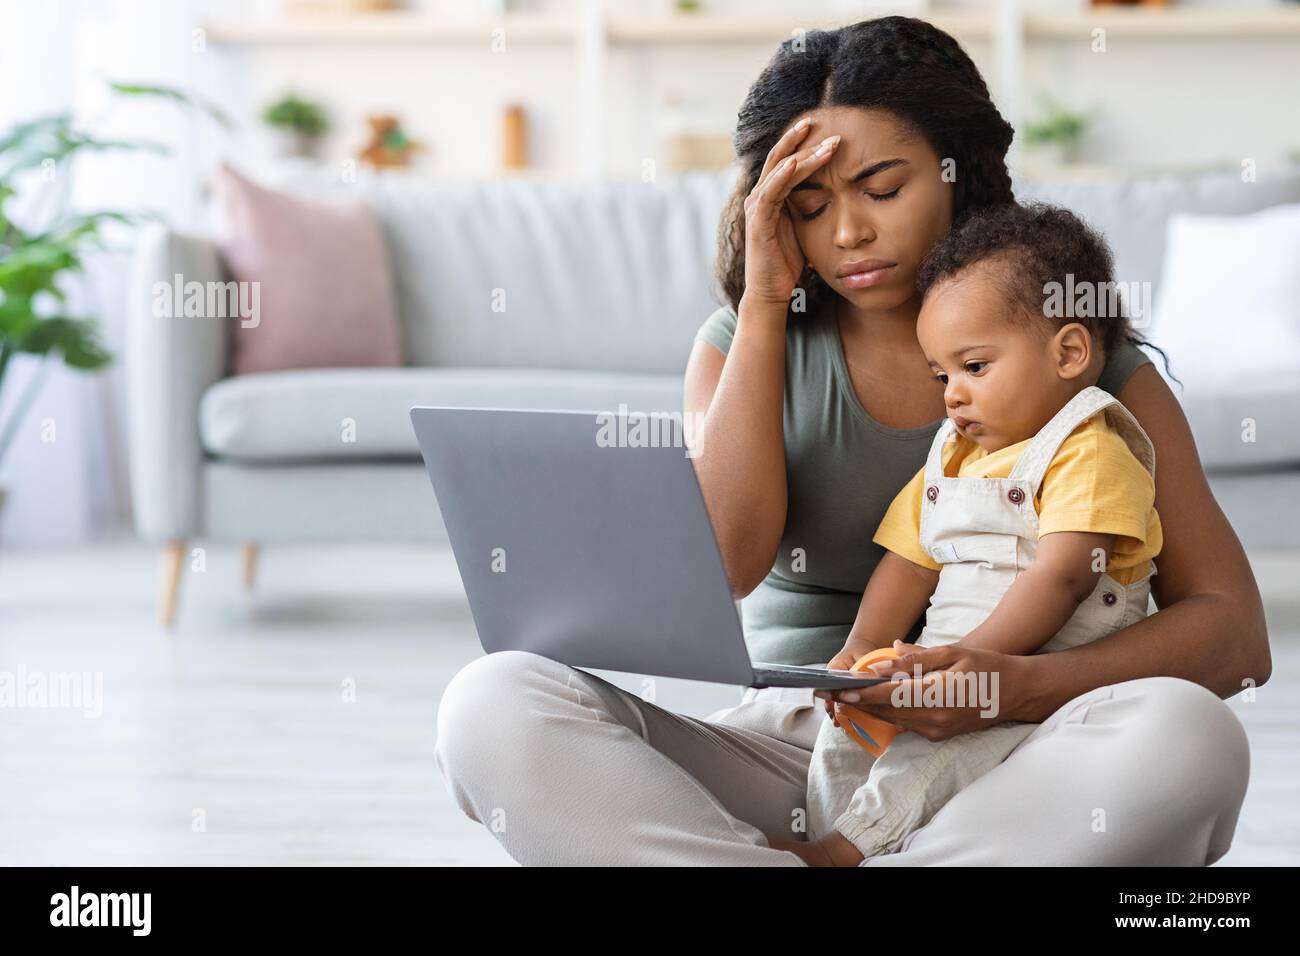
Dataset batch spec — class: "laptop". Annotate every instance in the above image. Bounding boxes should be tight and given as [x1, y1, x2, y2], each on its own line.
[410, 405, 886, 690]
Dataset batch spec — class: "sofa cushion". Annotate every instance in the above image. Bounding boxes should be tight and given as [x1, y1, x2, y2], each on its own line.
[199, 367, 685, 463]
[214, 164, 404, 375]
[1149, 204, 1300, 393]
[1174, 386, 1300, 472]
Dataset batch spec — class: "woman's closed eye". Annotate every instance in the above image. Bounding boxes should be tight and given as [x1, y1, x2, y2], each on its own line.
[796, 186, 903, 222]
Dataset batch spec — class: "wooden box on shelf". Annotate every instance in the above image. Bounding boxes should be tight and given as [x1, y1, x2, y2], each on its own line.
[281, 0, 394, 15]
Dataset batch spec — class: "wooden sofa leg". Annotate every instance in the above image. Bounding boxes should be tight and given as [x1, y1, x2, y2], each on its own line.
[242, 543, 259, 591]
[160, 540, 186, 628]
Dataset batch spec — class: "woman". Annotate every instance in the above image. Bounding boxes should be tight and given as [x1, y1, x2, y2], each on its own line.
[434, 17, 1269, 866]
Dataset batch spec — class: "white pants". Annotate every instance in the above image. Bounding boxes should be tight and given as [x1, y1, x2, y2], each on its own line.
[807, 711, 1039, 858]
[434, 650, 1249, 866]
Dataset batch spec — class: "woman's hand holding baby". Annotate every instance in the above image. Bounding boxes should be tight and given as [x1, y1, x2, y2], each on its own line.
[822, 638, 880, 723]
[817, 642, 1035, 741]
[819, 550, 942, 721]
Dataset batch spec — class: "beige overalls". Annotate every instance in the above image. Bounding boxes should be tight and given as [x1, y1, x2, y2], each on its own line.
[806, 386, 1159, 858]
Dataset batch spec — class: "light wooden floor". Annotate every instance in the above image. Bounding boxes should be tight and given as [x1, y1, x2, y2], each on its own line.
[0, 541, 1295, 866]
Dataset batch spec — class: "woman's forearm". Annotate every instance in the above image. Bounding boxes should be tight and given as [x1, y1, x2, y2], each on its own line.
[1012, 591, 1269, 722]
[690, 295, 790, 595]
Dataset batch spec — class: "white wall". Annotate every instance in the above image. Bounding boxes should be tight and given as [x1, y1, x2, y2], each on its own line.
[202, 0, 1300, 179]
[1025, 35, 1299, 170]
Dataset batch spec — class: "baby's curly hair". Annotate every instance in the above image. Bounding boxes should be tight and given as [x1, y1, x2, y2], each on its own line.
[917, 202, 1156, 359]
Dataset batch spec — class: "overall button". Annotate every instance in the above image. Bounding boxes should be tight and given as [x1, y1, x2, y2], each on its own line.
[926, 485, 939, 503]
[1102, 591, 1118, 606]
[1007, 487, 1025, 504]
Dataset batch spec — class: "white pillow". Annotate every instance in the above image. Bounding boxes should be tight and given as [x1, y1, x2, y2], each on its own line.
[1148, 203, 1300, 393]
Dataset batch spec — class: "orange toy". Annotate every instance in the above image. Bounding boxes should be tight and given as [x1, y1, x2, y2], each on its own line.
[837, 647, 901, 758]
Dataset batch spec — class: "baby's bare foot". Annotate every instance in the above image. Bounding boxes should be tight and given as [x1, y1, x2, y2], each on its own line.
[821, 831, 866, 867]
[767, 834, 837, 866]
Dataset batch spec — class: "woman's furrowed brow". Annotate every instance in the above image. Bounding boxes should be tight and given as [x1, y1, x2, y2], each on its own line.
[791, 157, 909, 192]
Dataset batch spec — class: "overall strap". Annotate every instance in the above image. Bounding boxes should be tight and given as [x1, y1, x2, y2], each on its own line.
[923, 418, 960, 481]
[1099, 400, 1157, 480]
[1008, 386, 1150, 493]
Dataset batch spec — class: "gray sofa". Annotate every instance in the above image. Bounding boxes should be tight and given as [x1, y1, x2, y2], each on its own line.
[126, 163, 1300, 623]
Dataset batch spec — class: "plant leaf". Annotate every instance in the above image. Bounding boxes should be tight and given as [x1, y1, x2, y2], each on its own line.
[0, 129, 171, 179]
[14, 316, 112, 369]
[0, 240, 80, 302]
[0, 114, 72, 155]
[107, 81, 235, 130]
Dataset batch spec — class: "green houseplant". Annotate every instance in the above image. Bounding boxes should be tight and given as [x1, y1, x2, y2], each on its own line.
[261, 92, 329, 159]
[0, 81, 230, 515]
[1024, 96, 1099, 166]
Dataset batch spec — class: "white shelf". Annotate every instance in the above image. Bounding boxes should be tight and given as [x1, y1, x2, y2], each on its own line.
[606, 12, 993, 43]
[204, 12, 576, 45]
[203, 11, 993, 45]
[204, 8, 1300, 46]
[1026, 7, 1300, 40]
[205, 6, 1300, 180]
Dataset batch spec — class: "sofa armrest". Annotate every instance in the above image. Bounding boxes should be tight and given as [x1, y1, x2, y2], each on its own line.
[125, 225, 230, 542]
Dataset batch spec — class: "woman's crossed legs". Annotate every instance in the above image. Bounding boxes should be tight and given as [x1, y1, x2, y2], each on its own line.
[433, 650, 1248, 866]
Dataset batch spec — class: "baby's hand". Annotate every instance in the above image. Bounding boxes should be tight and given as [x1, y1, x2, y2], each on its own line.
[827, 644, 861, 673]
[823, 646, 861, 722]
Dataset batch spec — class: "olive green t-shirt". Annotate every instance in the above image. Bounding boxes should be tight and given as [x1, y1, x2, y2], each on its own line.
[694, 303, 1153, 666]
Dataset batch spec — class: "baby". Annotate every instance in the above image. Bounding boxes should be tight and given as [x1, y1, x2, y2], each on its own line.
[797, 202, 1163, 865]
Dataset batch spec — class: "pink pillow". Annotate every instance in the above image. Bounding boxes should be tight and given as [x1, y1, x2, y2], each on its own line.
[214, 163, 403, 375]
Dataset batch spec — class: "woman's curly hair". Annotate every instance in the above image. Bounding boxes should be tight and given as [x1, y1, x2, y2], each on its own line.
[715, 16, 1015, 321]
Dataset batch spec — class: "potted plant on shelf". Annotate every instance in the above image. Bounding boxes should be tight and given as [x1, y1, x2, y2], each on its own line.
[1024, 96, 1098, 167]
[0, 81, 230, 526]
[261, 92, 330, 159]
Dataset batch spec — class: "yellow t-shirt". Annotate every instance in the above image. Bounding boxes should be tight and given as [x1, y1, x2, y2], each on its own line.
[873, 413, 1162, 585]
